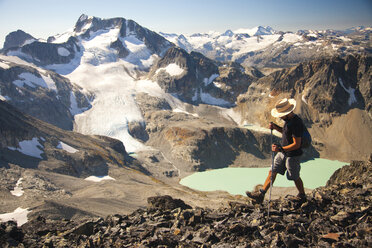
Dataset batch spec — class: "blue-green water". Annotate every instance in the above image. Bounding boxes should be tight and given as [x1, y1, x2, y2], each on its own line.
[180, 158, 347, 196]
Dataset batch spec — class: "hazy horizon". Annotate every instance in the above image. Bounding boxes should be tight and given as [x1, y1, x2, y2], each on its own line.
[0, 0, 371, 47]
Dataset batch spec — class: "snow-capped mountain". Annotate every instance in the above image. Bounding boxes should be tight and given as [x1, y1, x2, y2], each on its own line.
[1, 14, 371, 160]
[234, 26, 276, 36]
[1, 15, 266, 153]
[1, 14, 178, 152]
[160, 26, 371, 68]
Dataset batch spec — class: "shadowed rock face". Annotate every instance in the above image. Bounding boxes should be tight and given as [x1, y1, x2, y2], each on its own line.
[1, 155, 370, 247]
[148, 47, 218, 102]
[160, 125, 270, 171]
[0, 60, 91, 130]
[149, 47, 259, 105]
[3, 30, 35, 51]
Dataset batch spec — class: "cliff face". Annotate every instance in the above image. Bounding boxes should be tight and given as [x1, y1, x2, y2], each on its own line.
[236, 54, 372, 162]
[2, 156, 370, 247]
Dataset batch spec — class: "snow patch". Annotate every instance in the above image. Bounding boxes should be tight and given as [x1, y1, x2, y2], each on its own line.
[200, 89, 231, 107]
[339, 78, 357, 106]
[10, 178, 24, 197]
[0, 95, 8, 101]
[213, 82, 224, 88]
[120, 35, 156, 69]
[12, 72, 57, 92]
[41, 74, 58, 92]
[338, 36, 352, 42]
[204, 73, 219, 86]
[8, 137, 44, 159]
[173, 108, 199, 117]
[22, 39, 36, 46]
[281, 33, 303, 43]
[84, 175, 115, 182]
[302, 94, 308, 104]
[58, 47, 70, 56]
[221, 108, 242, 125]
[234, 26, 275, 36]
[156, 63, 184, 77]
[57, 141, 78, 153]
[243, 123, 281, 137]
[81, 28, 120, 66]
[0, 208, 31, 226]
[0, 61, 10, 69]
[0, 88, 11, 101]
[50, 28, 75, 43]
[69, 91, 87, 116]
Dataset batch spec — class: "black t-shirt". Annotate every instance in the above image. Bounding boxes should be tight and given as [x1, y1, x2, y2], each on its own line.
[282, 114, 303, 157]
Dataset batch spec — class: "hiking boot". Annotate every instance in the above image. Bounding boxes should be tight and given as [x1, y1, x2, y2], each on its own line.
[246, 191, 265, 204]
[294, 193, 307, 203]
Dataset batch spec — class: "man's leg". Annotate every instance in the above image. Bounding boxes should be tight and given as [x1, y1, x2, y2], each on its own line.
[246, 153, 285, 203]
[285, 156, 305, 198]
[262, 170, 277, 192]
[294, 177, 305, 196]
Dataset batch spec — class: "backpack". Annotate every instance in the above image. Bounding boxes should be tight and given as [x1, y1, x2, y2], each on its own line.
[301, 124, 312, 148]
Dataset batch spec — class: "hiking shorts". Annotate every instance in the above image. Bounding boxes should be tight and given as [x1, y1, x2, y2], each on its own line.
[272, 152, 301, 181]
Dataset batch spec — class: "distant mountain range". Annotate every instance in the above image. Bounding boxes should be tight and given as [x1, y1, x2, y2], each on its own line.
[160, 26, 371, 68]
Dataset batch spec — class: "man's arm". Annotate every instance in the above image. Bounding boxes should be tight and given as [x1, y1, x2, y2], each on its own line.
[284, 136, 301, 151]
[272, 136, 301, 152]
[269, 122, 283, 133]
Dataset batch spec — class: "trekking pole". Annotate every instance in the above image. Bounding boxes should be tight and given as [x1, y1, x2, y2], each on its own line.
[268, 128, 274, 219]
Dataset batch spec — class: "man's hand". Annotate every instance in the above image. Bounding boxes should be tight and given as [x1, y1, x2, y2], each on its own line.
[269, 122, 276, 130]
[269, 122, 283, 133]
[272, 143, 285, 153]
[272, 144, 280, 152]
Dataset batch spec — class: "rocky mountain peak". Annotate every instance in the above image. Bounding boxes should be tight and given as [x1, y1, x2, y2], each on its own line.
[72, 14, 172, 55]
[222, 29, 234, 37]
[2, 15, 173, 68]
[3, 30, 35, 50]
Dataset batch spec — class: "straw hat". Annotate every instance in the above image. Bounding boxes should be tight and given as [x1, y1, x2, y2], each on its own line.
[271, 98, 296, 118]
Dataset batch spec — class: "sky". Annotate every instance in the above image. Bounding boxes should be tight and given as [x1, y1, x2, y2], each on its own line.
[0, 0, 371, 47]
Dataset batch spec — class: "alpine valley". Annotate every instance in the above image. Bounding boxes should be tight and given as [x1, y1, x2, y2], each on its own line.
[0, 14, 371, 247]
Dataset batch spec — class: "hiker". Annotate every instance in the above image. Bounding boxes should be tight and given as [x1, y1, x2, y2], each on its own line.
[246, 98, 306, 204]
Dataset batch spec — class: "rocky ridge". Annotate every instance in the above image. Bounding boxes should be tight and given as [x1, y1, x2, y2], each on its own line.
[1, 155, 370, 247]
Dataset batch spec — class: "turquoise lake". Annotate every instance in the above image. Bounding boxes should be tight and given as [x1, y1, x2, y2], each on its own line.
[179, 158, 347, 196]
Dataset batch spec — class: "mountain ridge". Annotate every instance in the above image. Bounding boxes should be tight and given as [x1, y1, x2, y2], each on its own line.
[0, 14, 371, 234]
[161, 25, 371, 68]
